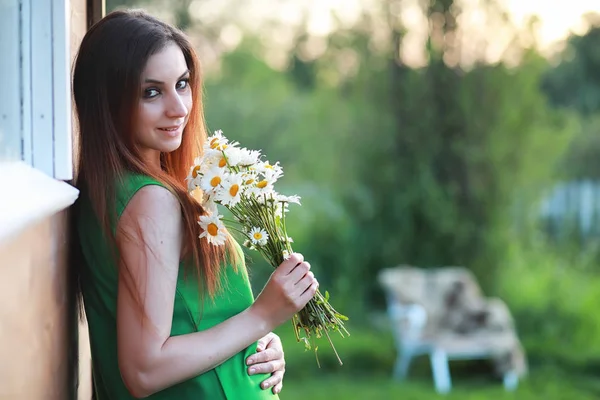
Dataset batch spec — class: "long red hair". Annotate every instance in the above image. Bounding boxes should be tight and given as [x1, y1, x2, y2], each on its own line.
[72, 9, 235, 304]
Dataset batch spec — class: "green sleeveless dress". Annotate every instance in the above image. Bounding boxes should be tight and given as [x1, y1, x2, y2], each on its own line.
[76, 172, 279, 400]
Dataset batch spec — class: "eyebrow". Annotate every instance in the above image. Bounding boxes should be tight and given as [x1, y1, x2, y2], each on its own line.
[144, 70, 190, 85]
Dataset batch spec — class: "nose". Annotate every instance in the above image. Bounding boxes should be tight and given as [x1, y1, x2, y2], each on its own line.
[165, 92, 189, 119]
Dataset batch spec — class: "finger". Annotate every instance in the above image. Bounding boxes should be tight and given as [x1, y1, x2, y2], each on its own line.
[266, 332, 282, 350]
[255, 334, 272, 352]
[278, 253, 303, 275]
[288, 261, 310, 283]
[248, 358, 285, 376]
[294, 270, 314, 286]
[247, 348, 282, 366]
[272, 381, 283, 395]
[260, 370, 284, 391]
[292, 263, 312, 285]
[299, 280, 318, 303]
[294, 273, 316, 297]
[260, 332, 281, 352]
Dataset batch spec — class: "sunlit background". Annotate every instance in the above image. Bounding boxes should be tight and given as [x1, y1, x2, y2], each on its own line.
[108, 0, 600, 398]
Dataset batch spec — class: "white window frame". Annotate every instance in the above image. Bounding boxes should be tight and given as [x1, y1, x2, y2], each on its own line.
[0, 0, 78, 242]
[1, 0, 72, 180]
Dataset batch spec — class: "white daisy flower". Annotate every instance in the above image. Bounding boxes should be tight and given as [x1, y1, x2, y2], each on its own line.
[254, 161, 269, 175]
[202, 199, 219, 215]
[199, 151, 221, 169]
[237, 148, 261, 167]
[247, 179, 274, 199]
[282, 250, 290, 260]
[240, 171, 259, 187]
[200, 167, 227, 195]
[207, 130, 229, 151]
[249, 227, 269, 246]
[276, 194, 301, 205]
[200, 147, 222, 164]
[215, 173, 243, 207]
[221, 146, 244, 167]
[198, 213, 227, 246]
[262, 162, 283, 182]
[187, 163, 199, 179]
[250, 170, 278, 194]
[210, 154, 228, 170]
[185, 164, 202, 192]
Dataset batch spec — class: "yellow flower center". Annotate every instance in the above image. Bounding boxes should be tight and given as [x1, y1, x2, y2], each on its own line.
[253, 232, 263, 240]
[192, 165, 201, 178]
[257, 180, 268, 189]
[207, 223, 219, 236]
[229, 184, 239, 197]
[245, 178, 254, 185]
[210, 138, 219, 149]
[210, 176, 221, 187]
[219, 157, 227, 168]
[265, 163, 273, 169]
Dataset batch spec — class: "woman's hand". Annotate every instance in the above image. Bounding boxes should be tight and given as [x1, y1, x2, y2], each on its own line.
[251, 253, 319, 329]
[246, 332, 285, 394]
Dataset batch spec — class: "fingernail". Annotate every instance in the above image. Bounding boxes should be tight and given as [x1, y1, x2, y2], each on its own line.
[263, 382, 270, 389]
[247, 358, 254, 364]
[249, 367, 256, 375]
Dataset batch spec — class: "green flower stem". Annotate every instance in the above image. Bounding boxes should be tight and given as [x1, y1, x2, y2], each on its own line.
[213, 191, 349, 365]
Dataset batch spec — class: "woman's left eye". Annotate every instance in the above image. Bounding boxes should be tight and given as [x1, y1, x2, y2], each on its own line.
[176, 79, 189, 90]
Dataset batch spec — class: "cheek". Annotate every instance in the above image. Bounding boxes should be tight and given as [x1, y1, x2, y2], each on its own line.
[183, 93, 193, 115]
[135, 103, 161, 131]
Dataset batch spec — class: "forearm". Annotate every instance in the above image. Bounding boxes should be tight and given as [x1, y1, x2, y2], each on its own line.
[131, 306, 272, 396]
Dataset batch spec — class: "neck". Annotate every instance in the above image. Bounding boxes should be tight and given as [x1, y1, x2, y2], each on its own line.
[140, 148, 162, 172]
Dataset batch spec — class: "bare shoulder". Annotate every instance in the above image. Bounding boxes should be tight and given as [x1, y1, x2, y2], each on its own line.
[123, 184, 180, 216]
[118, 184, 182, 241]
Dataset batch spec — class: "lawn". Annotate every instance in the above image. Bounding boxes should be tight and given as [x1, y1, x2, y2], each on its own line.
[273, 320, 600, 400]
[281, 369, 600, 400]
[280, 367, 600, 400]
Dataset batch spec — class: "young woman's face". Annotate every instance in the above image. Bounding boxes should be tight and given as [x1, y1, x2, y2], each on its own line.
[134, 42, 192, 162]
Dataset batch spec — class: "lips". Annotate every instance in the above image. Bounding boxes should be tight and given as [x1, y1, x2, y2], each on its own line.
[157, 125, 183, 138]
[158, 126, 181, 132]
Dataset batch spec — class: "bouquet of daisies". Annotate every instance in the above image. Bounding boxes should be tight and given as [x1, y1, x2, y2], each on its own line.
[186, 130, 349, 365]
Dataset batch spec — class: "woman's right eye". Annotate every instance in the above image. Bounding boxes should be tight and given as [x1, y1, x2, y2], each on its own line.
[144, 88, 160, 98]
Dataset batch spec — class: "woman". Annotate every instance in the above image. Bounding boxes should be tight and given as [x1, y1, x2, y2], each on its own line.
[71, 9, 318, 399]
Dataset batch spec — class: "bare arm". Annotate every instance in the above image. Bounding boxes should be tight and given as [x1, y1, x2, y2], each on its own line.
[116, 185, 316, 398]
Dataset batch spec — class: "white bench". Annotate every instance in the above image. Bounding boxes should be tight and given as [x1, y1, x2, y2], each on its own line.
[386, 300, 519, 394]
[379, 267, 524, 394]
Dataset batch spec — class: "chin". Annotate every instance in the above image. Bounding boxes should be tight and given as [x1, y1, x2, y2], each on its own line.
[162, 144, 183, 154]
[161, 137, 184, 153]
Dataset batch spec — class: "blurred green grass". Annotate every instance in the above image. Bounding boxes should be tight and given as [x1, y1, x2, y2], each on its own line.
[275, 324, 600, 399]
[282, 373, 600, 400]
